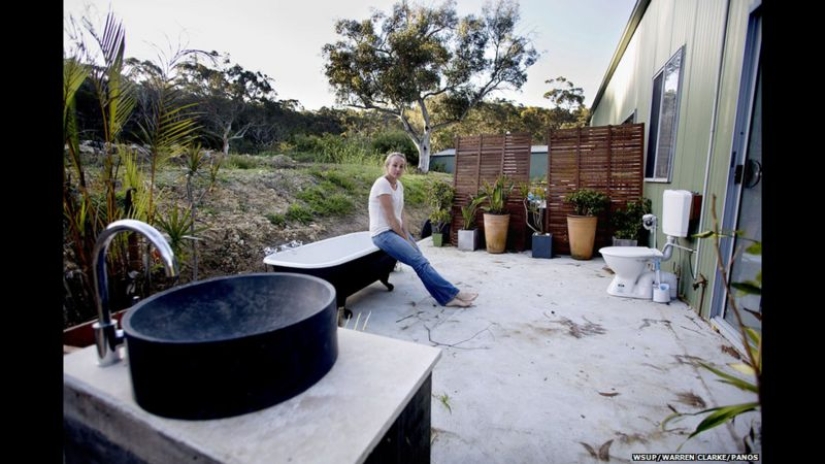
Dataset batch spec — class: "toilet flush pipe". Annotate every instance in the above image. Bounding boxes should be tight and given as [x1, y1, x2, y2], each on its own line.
[662, 236, 695, 260]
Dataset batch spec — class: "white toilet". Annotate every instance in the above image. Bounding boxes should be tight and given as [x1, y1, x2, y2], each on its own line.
[600, 190, 693, 300]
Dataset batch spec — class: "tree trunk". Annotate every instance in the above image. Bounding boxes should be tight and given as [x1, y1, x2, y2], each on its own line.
[417, 130, 432, 173]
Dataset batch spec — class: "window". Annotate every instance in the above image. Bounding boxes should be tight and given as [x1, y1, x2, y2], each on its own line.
[645, 47, 685, 181]
[623, 110, 636, 125]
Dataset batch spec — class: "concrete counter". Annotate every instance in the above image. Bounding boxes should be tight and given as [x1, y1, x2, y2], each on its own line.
[64, 328, 441, 464]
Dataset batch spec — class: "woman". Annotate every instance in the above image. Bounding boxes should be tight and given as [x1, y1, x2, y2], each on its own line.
[369, 152, 477, 308]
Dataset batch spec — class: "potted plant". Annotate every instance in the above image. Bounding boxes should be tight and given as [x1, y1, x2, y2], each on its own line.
[426, 179, 455, 247]
[480, 174, 514, 254]
[458, 194, 485, 251]
[520, 178, 552, 258]
[611, 197, 652, 246]
[429, 208, 452, 246]
[564, 188, 610, 260]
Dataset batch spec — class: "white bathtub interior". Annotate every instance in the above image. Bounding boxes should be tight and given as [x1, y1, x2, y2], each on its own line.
[263, 231, 380, 269]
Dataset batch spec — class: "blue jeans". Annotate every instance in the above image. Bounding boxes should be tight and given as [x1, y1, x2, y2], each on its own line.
[372, 231, 459, 306]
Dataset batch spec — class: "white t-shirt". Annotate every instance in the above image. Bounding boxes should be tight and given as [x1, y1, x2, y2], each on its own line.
[369, 177, 404, 237]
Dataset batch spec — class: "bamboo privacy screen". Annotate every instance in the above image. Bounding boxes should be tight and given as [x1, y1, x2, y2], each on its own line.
[545, 124, 645, 255]
[449, 133, 532, 251]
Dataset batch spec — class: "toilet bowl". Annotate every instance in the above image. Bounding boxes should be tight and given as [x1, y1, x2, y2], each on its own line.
[599, 246, 663, 299]
[599, 190, 693, 300]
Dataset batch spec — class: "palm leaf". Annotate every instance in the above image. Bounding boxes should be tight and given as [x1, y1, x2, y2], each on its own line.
[63, 58, 88, 131]
[729, 362, 755, 377]
[731, 281, 761, 295]
[745, 328, 762, 372]
[745, 241, 761, 255]
[697, 361, 758, 393]
[99, 12, 134, 140]
[63, 58, 90, 184]
[687, 402, 760, 439]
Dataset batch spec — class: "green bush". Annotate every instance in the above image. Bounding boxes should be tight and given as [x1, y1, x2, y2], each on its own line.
[309, 168, 357, 192]
[403, 172, 446, 206]
[285, 204, 313, 224]
[371, 130, 418, 166]
[318, 193, 354, 216]
[564, 188, 610, 216]
[226, 154, 262, 170]
[297, 185, 355, 216]
[430, 161, 448, 173]
[265, 213, 286, 227]
[289, 133, 376, 164]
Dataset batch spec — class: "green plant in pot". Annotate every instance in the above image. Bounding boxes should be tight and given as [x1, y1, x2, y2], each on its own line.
[519, 178, 552, 258]
[429, 208, 452, 246]
[458, 194, 485, 251]
[426, 179, 455, 247]
[480, 175, 514, 254]
[564, 188, 609, 260]
[611, 197, 652, 246]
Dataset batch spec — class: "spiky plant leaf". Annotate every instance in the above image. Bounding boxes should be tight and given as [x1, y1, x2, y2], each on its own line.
[687, 402, 760, 439]
[731, 281, 761, 295]
[745, 241, 761, 255]
[63, 58, 89, 181]
[729, 362, 755, 377]
[697, 362, 758, 393]
[693, 230, 714, 239]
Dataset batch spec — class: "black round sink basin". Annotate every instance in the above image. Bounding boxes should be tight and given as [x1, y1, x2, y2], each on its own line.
[122, 273, 338, 420]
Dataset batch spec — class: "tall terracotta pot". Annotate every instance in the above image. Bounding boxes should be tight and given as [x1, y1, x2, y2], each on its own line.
[567, 215, 598, 260]
[483, 213, 510, 254]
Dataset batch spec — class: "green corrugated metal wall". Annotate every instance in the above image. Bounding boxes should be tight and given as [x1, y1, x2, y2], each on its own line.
[590, 0, 759, 319]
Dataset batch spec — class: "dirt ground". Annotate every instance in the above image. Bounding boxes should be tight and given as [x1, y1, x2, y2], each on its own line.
[161, 162, 432, 281]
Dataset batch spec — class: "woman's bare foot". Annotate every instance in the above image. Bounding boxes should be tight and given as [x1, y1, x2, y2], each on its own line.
[457, 291, 478, 302]
[445, 297, 472, 308]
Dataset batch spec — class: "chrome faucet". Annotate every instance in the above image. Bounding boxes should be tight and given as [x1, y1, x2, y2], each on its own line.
[92, 219, 178, 366]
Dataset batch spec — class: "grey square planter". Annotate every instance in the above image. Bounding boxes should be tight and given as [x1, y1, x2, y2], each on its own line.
[457, 229, 479, 251]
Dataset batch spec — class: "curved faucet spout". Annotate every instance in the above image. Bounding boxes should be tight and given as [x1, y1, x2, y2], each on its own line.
[92, 219, 178, 366]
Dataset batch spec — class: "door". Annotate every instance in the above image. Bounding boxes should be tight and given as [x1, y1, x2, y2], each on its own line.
[718, 8, 762, 333]
[724, 66, 761, 331]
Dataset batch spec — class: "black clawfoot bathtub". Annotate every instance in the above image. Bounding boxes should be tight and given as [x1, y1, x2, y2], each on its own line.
[264, 232, 397, 318]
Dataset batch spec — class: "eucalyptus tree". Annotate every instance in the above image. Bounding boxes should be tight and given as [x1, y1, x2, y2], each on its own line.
[543, 76, 587, 129]
[322, 0, 538, 172]
[177, 51, 277, 155]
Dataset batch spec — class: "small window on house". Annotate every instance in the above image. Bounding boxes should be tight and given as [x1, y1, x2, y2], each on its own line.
[645, 47, 685, 182]
[623, 111, 636, 125]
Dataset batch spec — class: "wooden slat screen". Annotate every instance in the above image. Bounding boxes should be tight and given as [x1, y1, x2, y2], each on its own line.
[449, 133, 532, 251]
[546, 124, 645, 255]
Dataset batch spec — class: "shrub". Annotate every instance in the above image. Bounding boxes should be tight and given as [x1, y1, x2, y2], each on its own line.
[285, 204, 313, 224]
[564, 188, 610, 216]
[226, 154, 261, 170]
[265, 213, 286, 227]
[371, 130, 418, 166]
[318, 193, 354, 216]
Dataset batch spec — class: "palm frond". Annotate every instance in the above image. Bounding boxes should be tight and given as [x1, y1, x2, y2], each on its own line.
[686, 403, 760, 439]
[697, 361, 758, 393]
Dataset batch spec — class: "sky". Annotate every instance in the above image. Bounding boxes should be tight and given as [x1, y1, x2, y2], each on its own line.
[63, 0, 638, 111]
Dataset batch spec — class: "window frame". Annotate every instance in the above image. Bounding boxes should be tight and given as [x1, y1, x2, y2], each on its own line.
[645, 46, 685, 183]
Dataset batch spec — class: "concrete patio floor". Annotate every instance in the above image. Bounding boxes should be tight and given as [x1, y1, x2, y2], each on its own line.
[341, 238, 761, 463]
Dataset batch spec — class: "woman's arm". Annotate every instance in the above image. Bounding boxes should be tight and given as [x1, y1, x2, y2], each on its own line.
[378, 194, 406, 238]
[402, 210, 412, 239]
